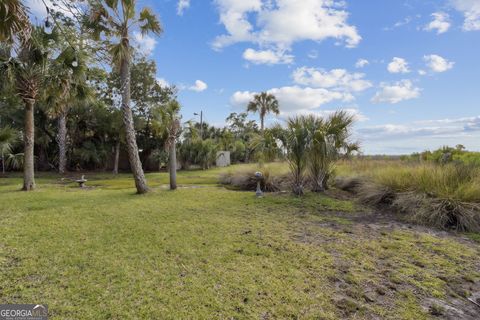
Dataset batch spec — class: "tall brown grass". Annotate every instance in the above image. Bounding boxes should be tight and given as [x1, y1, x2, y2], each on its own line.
[335, 160, 480, 232]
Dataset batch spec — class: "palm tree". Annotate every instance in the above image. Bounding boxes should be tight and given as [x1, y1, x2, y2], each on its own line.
[305, 111, 356, 192]
[285, 116, 310, 196]
[0, 126, 18, 174]
[247, 92, 280, 131]
[0, 0, 41, 190]
[153, 100, 181, 190]
[1, 27, 48, 190]
[0, 0, 31, 44]
[87, 0, 162, 194]
[249, 129, 282, 164]
[45, 47, 90, 174]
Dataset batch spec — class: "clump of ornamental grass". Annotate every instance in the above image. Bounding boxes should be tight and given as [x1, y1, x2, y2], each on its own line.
[355, 182, 396, 207]
[335, 173, 480, 232]
[393, 193, 480, 232]
[334, 177, 363, 193]
[335, 177, 395, 206]
[341, 161, 480, 203]
[219, 168, 288, 192]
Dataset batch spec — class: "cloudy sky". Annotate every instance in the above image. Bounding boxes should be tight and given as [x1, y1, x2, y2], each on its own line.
[27, 0, 480, 154]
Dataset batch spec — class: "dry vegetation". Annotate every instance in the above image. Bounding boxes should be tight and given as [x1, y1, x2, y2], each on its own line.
[335, 160, 480, 232]
[220, 160, 480, 233]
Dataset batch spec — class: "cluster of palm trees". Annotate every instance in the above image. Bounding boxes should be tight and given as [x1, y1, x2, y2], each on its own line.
[245, 91, 359, 196]
[0, 0, 166, 193]
[0, 1, 358, 196]
[282, 112, 359, 195]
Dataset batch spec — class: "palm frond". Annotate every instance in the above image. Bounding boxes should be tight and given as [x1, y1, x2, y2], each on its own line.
[139, 7, 162, 35]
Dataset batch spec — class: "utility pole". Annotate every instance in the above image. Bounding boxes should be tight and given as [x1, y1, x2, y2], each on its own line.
[194, 111, 203, 140]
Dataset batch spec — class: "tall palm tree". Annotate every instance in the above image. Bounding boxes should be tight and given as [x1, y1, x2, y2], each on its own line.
[87, 0, 162, 194]
[153, 100, 181, 190]
[1, 27, 48, 190]
[247, 92, 280, 131]
[0, 0, 42, 190]
[45, 46, 90, 174]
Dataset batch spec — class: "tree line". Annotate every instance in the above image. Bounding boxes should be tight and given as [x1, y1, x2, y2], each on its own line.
[0, 0, 359, 195]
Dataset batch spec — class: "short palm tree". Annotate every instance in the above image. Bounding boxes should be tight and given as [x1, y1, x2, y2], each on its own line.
[247, 92, 280, 131]
[306, 111, 356, 192]
[249, 129, 282, 164]
[285, 116, 311, 196]
[0, 126, 18, 174]
[87, 0, 162, 194]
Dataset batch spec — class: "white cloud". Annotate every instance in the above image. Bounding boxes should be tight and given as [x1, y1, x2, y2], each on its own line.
[284, 107, 369, 122]
[359, 116, 480, 141]
[450, 0, 480, 31]
[424, 12, 451, 34]
[231, 86, 353, 115]
[292, 67, 372, 92]
[358, 124, 460, 140]
[25, 0, 75, 20]
[156, 78, 170, 87]
[213, 0, 361, 62]
[355, 59, 369, 68]
[132, 32, 157, 56]
[189, 80, 208, 92]
[418, 70, 427, 76]
[371, 80, 421, 104]
[358, 115, 480, 154]
[243, 48, 294, 65]
[177, 0, 190, 16]
[423, 54, 454, 73]
[387, 57, 410, 74]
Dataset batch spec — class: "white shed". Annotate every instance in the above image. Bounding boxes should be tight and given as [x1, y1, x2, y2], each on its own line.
[216, 151, 231, 167]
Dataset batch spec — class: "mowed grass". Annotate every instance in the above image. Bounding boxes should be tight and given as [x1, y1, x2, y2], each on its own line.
[0, 167, 479, 319]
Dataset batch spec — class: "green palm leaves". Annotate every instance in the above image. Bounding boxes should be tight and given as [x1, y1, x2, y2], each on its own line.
[247, 92, 280, 131]
[0, 0, 31, 44]
[88, 0, 162, 65]
[283, 111, 358, 195]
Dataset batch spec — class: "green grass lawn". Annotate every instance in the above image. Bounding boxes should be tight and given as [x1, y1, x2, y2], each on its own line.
[0, 166, 479, 319]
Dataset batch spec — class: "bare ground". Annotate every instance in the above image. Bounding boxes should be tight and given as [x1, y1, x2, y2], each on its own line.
[290, 190, 480, 319]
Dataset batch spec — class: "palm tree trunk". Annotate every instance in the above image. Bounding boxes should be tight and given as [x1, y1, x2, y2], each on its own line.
[120, 55, 149, 194]
[169, 142, 177, 190]
[113, 141, 120, 175]
[1, 151, 5, 174]
[57, 112, 67, 174]
[260, 115, 265, 132]
[23, 99, 35, 191]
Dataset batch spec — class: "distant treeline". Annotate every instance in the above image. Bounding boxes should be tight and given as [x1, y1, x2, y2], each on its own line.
[402, 145, 480, 165]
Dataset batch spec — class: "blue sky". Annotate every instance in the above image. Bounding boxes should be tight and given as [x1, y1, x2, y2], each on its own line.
[28, 0, 480, 154]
